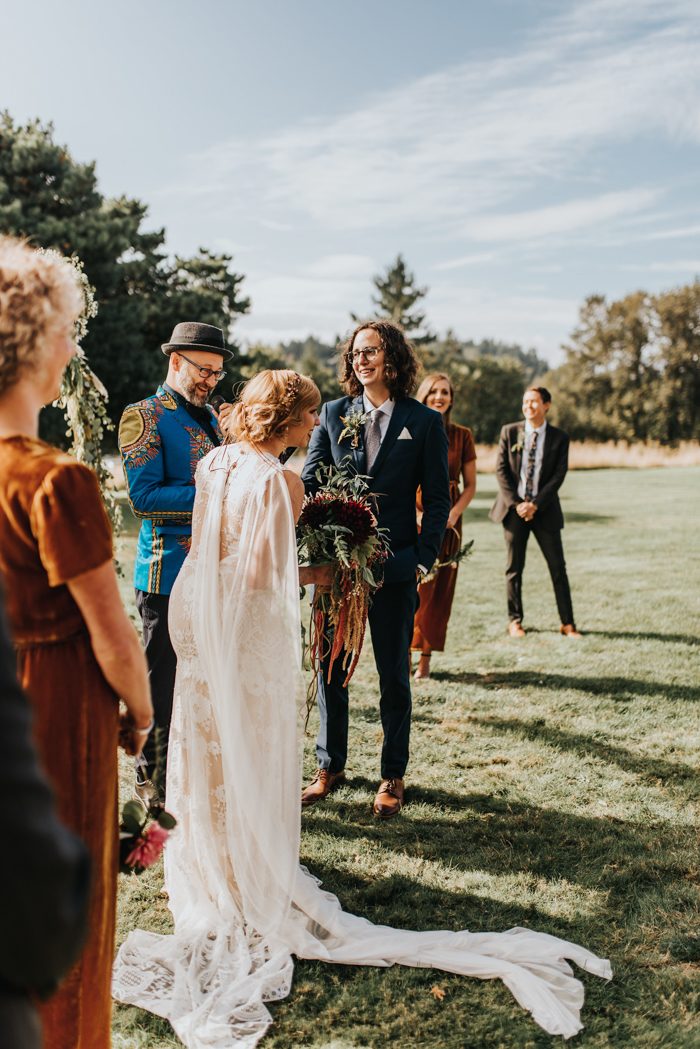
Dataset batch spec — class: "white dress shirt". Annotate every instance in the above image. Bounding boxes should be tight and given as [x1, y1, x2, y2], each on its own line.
[362, 394, 394, 439]
[517, 420, 547, 499]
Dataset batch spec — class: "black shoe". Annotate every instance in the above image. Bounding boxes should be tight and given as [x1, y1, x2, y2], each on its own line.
[134, 777, 163, 813]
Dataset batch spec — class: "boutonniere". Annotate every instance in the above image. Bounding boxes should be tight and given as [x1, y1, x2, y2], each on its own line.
[339, 409, 369, 448]
[511, 430, 525, 454]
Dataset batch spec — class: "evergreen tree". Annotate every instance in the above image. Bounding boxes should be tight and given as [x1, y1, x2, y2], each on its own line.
[354, 253, 431, 341]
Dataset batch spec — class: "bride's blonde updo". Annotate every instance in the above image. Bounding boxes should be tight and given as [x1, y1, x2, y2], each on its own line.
[223, 369, 320, 445]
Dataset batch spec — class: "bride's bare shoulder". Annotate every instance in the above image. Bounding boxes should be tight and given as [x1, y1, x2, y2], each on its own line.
[282, 469, 305, 519]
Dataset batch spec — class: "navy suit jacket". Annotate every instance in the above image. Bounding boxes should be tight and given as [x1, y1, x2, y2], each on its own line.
[302, 395, 450, 583]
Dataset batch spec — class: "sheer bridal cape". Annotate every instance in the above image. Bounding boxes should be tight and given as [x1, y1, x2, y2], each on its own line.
[113, 444, 611, 1047]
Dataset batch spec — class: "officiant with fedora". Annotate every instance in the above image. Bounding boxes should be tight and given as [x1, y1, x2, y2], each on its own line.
[119, 322, 230, 808]
[301, 320, 450, 819]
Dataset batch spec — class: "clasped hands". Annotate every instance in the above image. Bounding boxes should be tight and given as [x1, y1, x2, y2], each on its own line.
[516, 500, 538, 522]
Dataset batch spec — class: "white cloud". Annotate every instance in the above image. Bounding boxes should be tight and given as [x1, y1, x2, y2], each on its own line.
[619, 259, 700, 272]
[434, 252, 498, 272]
[167, 0, 700, 360]
[462, 189, 660, 243]
[301, 254, 375, 279]
[170, 0, 700, 245]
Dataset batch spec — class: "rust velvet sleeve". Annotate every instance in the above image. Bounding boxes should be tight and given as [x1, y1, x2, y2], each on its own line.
[30, 462, 113, 586]
[462, 427, 477, 464]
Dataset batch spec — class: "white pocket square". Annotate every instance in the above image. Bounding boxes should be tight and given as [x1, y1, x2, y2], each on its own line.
[397, 427, 412, 440]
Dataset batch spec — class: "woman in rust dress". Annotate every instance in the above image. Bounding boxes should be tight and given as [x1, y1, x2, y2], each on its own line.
[412, 373, 477, 680]
[0, 237, 153, 1049]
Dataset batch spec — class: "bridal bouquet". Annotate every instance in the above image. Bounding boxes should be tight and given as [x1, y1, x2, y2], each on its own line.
[119, 799, 177, 875]
[297, 464, 390, 689]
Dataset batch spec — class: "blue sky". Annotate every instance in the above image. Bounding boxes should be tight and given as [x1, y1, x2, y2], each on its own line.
[3, 0, 700, 362]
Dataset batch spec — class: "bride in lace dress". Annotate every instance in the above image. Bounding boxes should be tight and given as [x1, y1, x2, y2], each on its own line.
[113, 369, 611, 1047]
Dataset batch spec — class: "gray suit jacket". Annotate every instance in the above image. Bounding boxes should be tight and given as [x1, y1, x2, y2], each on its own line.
[489, 421, 569, 530]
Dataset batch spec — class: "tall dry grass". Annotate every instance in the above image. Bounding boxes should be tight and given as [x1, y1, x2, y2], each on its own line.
[474, 439, 700, 473]
[105, 440, 700, 488]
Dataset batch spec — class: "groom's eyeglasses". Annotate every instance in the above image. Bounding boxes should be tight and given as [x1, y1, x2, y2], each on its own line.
[349, 347, 381, 363]
[178, 352, 226, 383]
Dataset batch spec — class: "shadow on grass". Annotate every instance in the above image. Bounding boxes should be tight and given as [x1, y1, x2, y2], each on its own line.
[583, 629, 699, 646]
[469, 715, 699, 789]
[300, 860, 600, 944]
[431, 669, 700, 703]
[465, 504, 614, 525]
[303, 786, 694, 909]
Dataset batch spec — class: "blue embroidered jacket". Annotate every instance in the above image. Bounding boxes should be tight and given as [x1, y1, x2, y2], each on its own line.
[118, 384, 221, 595]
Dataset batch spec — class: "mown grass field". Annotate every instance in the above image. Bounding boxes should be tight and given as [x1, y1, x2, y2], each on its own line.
[113, 467, 700, 1049]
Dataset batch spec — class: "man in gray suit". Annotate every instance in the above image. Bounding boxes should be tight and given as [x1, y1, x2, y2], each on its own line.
[490, 387, 581, 638]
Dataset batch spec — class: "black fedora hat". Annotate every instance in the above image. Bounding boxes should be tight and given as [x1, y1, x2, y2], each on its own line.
[161, 321, 232, 360]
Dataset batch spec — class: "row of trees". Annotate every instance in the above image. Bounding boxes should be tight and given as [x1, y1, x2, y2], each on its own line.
[1, 113, 698, 445]
[243, 255, 700, 445]
[548, 287, 700, 444]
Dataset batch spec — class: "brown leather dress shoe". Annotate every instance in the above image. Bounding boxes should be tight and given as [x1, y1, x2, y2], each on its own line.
[373, 778, 405, 819]
[508, 620, 526, 638]
[560, 624, 583, 638]
[301, 768, 346, 808]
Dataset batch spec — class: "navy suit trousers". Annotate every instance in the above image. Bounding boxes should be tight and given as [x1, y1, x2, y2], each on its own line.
[316, 578, 419, 779]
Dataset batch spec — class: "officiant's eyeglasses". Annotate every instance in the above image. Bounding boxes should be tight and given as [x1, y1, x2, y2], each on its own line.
[349, 347, 381, 362]
[178, 353, 226, 382]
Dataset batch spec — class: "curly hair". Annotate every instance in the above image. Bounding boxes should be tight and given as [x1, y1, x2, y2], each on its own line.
[0, 236, 83, 396]
[415, 371, 455, 425]
[223, 369, 320, 445]
[338, 320, 419, 399]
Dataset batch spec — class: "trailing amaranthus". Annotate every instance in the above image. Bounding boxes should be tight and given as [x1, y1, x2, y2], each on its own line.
[297, 464, 390, 719]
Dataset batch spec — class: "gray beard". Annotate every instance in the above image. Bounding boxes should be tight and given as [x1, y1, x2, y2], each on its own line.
[178, 374, 209, 407]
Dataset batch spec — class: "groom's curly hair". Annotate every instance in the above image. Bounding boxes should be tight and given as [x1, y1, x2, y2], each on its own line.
[338, 320, 419, 400]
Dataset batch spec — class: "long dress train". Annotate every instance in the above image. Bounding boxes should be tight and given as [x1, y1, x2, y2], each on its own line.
[113, 444, 611, 1048]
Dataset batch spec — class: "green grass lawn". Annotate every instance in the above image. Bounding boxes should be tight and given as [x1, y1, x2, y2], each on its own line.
[113, 467, 700, 1049]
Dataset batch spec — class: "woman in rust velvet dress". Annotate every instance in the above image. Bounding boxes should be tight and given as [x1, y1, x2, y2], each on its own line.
[0, 237, 152, 1049]
[412, 373, 476, 680]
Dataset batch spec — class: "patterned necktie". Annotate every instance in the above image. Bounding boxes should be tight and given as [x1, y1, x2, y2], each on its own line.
[524, 430, 538, 501]
[365, 409, 382, 470]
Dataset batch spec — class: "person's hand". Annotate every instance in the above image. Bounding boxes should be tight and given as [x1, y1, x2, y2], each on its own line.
[518, 501, 538, 522]
[516, 501, 530, 519]
[119, 712, 153, 757]
[216, 402, 233, 428]
[447, 507, 461, 530]
[298, 563, 334, 589]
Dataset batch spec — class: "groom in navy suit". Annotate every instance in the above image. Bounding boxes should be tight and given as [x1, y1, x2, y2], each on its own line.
[301, 321, 450, 818]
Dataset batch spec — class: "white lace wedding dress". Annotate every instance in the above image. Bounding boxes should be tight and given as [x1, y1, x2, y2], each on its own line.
[113, 444, 611, 1047]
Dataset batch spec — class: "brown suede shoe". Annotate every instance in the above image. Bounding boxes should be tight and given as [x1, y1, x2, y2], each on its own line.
[560, 624, 583, 638]
[301, 768, 346, 808]
[372, 778, 405, 819]
[508, 620, 526, 638]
